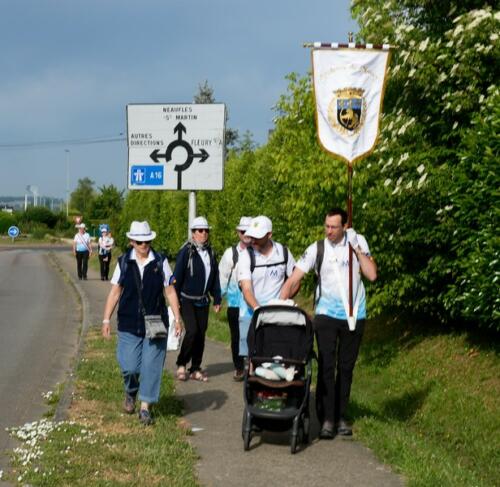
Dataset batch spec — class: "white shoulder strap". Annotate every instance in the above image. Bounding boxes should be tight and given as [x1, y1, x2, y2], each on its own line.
[331, 259, 361, 331]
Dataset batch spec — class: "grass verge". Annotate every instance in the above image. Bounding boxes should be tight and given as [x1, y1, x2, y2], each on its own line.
[350, 317, 499, 486]
[7, 329, 199, 486]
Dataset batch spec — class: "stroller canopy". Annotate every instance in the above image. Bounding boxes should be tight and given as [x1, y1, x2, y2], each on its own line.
[247, 305, 313, 362]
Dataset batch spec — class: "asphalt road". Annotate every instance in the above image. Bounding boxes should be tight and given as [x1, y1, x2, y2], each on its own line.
[0, 248, 80, 483]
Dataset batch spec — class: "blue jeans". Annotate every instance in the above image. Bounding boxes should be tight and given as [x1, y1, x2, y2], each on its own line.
[116, 331, 167, 404]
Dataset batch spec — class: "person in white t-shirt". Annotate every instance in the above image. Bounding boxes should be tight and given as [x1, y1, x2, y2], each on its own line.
[280, 208, 377, 439]
[72, 223, 92, 280]
[98, 227, 115, 281]
[237, 215, 295, 357]
[219, 216, 252, 381]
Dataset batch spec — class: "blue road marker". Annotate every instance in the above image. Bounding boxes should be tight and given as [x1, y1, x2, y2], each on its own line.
[8, 226, 20, 238]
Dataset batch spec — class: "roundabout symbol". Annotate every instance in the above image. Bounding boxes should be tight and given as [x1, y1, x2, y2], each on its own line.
[8, 225, 20, 240]
[150, 123, 209, 190]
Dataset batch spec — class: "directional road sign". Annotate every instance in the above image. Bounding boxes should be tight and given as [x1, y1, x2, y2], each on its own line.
[8, 226, 20, 238]
[127, 104, 226, 191]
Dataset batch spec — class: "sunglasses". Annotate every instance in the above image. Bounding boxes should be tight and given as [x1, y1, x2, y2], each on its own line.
[133, 240, 152, 246]
[195, 229, 209, 233]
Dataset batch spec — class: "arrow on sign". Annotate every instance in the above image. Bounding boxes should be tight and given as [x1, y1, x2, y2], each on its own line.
[150, 149, 167, 163]
[174, 122, 187, 140]
[194, 148, 209, 162]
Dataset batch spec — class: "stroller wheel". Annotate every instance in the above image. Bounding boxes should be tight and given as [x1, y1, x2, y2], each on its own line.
[290, 431, 299, 454]
[290, 418, 302, 454]
[242, 410, 252, 450]
[302, 416, 310, 444]
[243, 429, 252, 451]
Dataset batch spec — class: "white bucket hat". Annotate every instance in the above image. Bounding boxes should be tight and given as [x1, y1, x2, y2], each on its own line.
[236, 216, 252, 232]
[245, 216, 272, 239]
[190, 216, 211, 230]
[126, 221, 156, 241]
[75, 223, 86, 229]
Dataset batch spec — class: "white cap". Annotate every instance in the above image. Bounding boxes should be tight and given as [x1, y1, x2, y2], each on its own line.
[245, 216, 272, 239]
[236, 216, 252, 232]
[75, 223, 86, 229]
[190, 216, 211, 230]
[126, 221, 156, 241]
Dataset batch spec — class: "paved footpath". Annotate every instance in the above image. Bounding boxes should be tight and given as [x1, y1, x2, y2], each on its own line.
[54, 251, 405, 487]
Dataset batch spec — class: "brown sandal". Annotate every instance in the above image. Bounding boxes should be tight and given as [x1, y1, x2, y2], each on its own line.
[189, 370, 208, 382]
[176, 366, 188, 381]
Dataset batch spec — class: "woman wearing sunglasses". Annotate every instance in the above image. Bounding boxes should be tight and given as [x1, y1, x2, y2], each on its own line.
[101, 221, 183, 425]
[174, 216, 221, 382]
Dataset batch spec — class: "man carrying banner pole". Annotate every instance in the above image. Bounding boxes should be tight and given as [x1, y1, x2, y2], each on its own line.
[294, 40, 391, 437]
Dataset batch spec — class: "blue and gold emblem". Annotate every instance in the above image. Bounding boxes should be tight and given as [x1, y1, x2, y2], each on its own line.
[328, 88, 366, 135]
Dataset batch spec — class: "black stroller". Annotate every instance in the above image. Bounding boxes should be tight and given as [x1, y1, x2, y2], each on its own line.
[242, 304, 314, 453]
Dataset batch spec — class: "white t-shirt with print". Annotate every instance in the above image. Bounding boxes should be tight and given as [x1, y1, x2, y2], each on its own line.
[74, 232, 91, 252]
[238, 241, 295, 319]
[296, 234, 371, 320]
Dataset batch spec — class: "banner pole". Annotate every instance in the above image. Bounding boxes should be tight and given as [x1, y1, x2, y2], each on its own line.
[347, 163, 353, 318]
[347, 31, 354, 320]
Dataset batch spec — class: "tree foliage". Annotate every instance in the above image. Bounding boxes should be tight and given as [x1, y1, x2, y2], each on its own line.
[349, 1, 499, 327]
[88, 184, 124, 221]
[70, 177, 96, 215]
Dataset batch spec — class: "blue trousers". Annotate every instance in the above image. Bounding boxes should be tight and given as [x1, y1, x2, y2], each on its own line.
[116, 331, 167, 404]
[238, 315, 252, 357]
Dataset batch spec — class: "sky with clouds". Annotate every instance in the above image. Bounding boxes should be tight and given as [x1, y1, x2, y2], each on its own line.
[0, 0, 357, 199]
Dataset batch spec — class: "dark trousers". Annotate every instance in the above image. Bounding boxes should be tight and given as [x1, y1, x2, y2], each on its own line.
[99, 253, 112, 280]
[227, 307, 244, 371]
[75, 251, 89, 279]
[314, 315, 365, 424]
[176, 298, 209, 373]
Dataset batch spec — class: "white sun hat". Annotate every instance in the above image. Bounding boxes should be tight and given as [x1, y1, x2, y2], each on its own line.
[126, 221, 157, 241]
[75, 223, 86, 229]
[245, 216, 272, 239]
[236, 216, 252, 232]
[190, 216, 211, 230]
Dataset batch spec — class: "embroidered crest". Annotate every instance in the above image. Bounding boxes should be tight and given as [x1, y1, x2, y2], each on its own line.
[327, 88, 366, 135]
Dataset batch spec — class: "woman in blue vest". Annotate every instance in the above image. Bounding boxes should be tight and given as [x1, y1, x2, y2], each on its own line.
[174, 216, 221, 382]
[102, 221, 183, 425]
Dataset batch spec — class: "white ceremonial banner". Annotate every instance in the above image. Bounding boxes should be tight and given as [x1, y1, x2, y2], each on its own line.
[312, 48, 390, 164]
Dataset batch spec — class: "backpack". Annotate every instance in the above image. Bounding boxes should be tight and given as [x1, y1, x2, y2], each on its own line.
[314, 239, 325, 304]
[181, 241, 215, 277]
[226, 244, 239, 285]
[247, 244, 290, 278]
